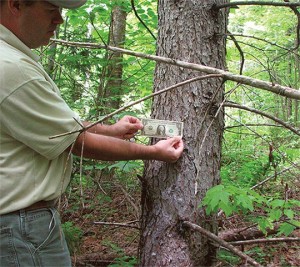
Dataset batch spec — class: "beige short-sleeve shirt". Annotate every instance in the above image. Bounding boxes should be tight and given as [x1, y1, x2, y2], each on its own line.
[0, 25, 82, 214]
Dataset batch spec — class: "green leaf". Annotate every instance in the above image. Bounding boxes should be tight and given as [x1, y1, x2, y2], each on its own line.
[283, 209, 294, 219]
[236, 195, 254, 211]
[277, 222, 296, 236]
[269, 209, 282, 221]
[269, 199, 285, 208]
[257, 218, 273, 235]
[108, 161, 140, 172]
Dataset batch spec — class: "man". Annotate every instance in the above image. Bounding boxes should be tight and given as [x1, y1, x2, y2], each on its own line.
[0, 0, 184, 266]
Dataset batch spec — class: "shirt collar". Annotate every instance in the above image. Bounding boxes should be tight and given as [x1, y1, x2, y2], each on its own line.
[0, 24, 40, 62]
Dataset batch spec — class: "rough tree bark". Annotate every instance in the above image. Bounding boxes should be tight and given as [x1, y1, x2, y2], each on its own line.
[139, 0, 229, 266]
[97, 3, 127, 112]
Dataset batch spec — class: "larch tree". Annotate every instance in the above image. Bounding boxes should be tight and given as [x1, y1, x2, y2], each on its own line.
[139, 0, 229, 266]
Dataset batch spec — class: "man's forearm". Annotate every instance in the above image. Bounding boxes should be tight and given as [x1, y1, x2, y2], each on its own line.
[72, 131, 157, 161]
[82, 121, 114, 136]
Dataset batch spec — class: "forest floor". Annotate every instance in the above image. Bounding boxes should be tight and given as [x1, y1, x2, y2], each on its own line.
[61, 182, 300, 267]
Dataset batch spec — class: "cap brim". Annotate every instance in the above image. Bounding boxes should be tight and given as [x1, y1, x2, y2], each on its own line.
[47, 0, 87, 9]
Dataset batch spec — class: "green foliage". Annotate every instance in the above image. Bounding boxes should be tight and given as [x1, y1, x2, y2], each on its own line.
[62, 222, 83, 255]
[201, 184, 300, 235]
[217, 249, 240, 266]
[103, 241, 138, 267]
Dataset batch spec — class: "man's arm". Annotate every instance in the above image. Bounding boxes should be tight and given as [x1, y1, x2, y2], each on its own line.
[72, 132, 184, 163]
[72, 116, 184, 163]
[83, 115, 143, 139]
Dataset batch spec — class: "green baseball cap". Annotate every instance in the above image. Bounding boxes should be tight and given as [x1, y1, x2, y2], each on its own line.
[47, 0, 87, 9]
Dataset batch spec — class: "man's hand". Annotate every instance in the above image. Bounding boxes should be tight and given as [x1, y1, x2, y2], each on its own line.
[111, 115, 143, 139]
[153, 136, 184, 163]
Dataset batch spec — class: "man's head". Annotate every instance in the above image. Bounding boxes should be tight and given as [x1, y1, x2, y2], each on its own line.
[0, 0, 86, 48]
[46, 0, 86, 9]
[0, 0, 86, 8]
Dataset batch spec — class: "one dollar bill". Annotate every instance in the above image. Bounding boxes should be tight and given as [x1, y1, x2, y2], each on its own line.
[140, 118, 183, 138]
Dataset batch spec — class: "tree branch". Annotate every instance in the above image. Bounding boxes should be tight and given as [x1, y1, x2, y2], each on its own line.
[251, 162, 300, 189]
[94, 220, 140, 229]
[214, 1, 300, 10]
[227, 31, 245, 75]
[182, 221, 263, 267]
[130, 0, 156, 40]
[49, 74, 221, 139]
[230, 237, 300, 246]
[51, 39, 300, 100]
[225, 123, 283, 129]
[224, 101, 300, 136]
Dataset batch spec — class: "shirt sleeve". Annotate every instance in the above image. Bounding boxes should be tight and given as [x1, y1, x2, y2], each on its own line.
[1, 78, 82, 160]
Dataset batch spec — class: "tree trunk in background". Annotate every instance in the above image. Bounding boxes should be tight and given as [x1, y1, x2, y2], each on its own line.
[97, 4, 127, 113]
[139, 0, 228, 266]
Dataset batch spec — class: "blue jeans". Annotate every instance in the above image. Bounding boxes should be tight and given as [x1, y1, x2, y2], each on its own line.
[0, 208, 71, 267]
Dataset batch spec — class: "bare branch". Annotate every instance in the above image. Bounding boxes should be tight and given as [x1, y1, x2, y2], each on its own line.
[225, 123, 283, 129]
[214, 1, 300, 10]
[228, 31, 245, 75]
[94, 220, 140, 229]
[130, 0, 156, 40]
[227, 33, 299, 55]
[51, 39, 300, 100]
[290, 5, 300, 49]
[230, 237, 300, 246]
[182, 221, 263, 267]
[49, 75, 221, 139]
[251, 162, 300, 189]
[224, 101, 300, 136]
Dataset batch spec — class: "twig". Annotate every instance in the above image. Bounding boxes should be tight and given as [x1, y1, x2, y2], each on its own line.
[94, 220, 140, 229]
[251, 162, 300, 189]
[114, 182, 140, 219]
[49, 74, 221, 139]
[52, 38, 300, 100]
[230, 237, 300, 246]
[214, 1, 300, 10]
[182, 221, 263, 267]
[228, 31, 245, 75]
[224, 101, 300, 136]
[225, 123, 283, 129]
[130, 0, 156, 40]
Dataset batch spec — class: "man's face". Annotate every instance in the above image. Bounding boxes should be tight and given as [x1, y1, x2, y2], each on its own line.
[18, 1, 63, 48]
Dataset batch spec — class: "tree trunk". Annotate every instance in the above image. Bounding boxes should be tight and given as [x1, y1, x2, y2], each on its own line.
[97, 3, 127, 113]
[139, 0, 228, 266]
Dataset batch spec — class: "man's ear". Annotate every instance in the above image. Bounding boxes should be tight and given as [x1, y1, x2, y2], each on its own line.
[7, 0, 22, 16]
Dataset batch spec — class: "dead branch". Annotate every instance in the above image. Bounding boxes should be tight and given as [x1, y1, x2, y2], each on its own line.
[251, 162, 300, 189]
[226, 33, 299, 55]
[230, 237, 300, 246]
[219, 224, 280, 242]
[183, 221, 263, 267]
[290, 4, 300, 49]
[51, 39, 300, 100]
[94, 220, 140, 229]
[224, 101, 300, 136]
[114, 182, 140, 220]
[214, 1, 300, 9]
[227, 31, 245, 75]
[49, 74, 221, 139]
[225, 123, 283, 129]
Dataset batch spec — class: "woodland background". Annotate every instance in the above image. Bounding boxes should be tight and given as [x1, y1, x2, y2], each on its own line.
[39, 0, 299, 266]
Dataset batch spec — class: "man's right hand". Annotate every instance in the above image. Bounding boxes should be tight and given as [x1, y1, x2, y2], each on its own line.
[153, 136, 184, 163]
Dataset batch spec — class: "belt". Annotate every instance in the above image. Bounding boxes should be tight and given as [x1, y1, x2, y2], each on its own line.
[6, 200, 57, 215]
[24, 200, 57, 212]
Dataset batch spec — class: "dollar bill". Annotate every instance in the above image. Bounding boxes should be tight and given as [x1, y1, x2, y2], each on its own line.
[140, 118, 183, 138]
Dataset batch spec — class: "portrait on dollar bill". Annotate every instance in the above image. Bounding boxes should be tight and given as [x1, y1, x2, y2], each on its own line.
[156, 125, 166, 136]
